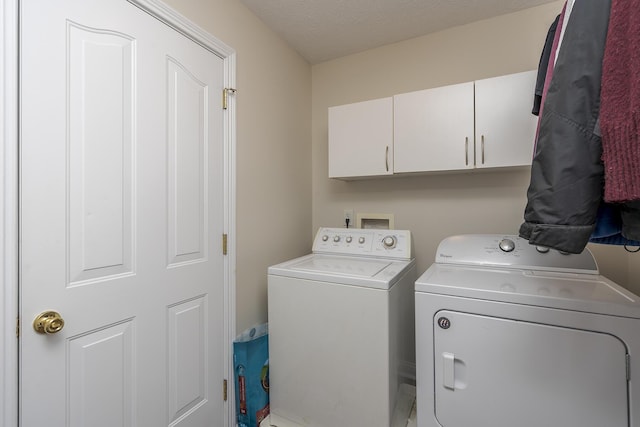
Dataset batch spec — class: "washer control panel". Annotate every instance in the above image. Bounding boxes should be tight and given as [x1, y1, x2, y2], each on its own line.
[435, 234, 599, 274]
[312, 227, 412, 260]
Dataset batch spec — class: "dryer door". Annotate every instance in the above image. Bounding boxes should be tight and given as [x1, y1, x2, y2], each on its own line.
[433, 311, 628, 427]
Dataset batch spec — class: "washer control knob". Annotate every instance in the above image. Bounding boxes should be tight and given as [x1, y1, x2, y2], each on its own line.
[383, 236, 397, 249]
[499, 238, 515, 252]
[322, 235, 329, 242]
[358, 237, 365, 244]
[536, 245, 550, 253]
[333, 235, 340, 243]
[346, 236, 353, 243]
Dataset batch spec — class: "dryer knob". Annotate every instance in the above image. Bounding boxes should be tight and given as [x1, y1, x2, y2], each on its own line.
[346, 236, 353, 243]
[358, 237, 365, 244]
[499, 238, 515, 252]
[333, 235, 341, 243]
[322, 235, 329, 242]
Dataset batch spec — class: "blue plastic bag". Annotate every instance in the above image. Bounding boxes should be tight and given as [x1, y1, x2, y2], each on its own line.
[233, 324, 269, 427]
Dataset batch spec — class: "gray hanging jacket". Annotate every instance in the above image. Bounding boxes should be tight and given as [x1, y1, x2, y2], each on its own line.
[519, 0, 611, 254]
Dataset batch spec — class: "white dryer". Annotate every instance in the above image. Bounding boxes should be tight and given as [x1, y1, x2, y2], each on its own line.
[415, 235, 640, 427]
[266, 227, 416, 427]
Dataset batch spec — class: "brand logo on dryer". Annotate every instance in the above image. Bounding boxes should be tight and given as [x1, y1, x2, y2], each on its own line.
[437, 317, 451, 329]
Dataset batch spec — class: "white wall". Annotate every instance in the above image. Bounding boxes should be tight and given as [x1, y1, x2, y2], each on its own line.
[162, 0, 639, 331]
[627, 249, 640, 296]
[311, 1, 636, 290]
[163, 0, 312, 333]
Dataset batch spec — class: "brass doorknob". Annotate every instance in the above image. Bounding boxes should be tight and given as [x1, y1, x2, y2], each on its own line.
[33, 311, 65, 334]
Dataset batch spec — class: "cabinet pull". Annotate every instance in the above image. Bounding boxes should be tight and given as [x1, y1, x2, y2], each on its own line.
[465, 137, 469, 166]
[385, 146, 389, 172]
[481, 135, 485, 164]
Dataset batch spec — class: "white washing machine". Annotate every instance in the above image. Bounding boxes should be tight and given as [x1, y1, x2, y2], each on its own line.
[415, 235, 640, 427]
[266, 227, 416, 427]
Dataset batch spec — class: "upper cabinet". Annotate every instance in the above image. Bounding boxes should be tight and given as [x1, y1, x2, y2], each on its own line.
[473, 71, 538, 169]
[394, 81, 475, 173]
[328, 70, 537, 179]
[328, 97, 393, 179]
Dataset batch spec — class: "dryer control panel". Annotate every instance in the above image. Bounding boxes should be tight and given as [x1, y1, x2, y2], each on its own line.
[435, 234, 598, 274]
[312, 227, 412, 260]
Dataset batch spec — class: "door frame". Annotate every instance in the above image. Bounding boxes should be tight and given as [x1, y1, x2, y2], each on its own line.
[0, 0, 237, 425]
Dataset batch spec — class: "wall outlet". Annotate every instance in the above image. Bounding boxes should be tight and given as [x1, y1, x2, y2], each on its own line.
[343, 209, 354, 227]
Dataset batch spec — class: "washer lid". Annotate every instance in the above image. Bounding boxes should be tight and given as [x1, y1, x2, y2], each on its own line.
[289, 255, 391, 277]
[268, 253, 415, 290]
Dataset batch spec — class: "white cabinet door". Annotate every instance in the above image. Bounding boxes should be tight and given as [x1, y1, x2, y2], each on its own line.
[328, 71, 536, 178]
[394, 82, 475, 173]
[474, 70, 537, 168]
[328, 98, 393, 178]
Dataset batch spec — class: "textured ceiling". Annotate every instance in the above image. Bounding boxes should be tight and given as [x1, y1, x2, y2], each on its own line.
[240, 0, 558, 64]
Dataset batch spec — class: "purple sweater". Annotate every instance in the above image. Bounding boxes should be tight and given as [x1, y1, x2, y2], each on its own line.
[600, 0, 640, 202]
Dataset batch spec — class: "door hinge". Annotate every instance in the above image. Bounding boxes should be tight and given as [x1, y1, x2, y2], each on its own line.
[16, 316, 20, 338]
[223, 379, 228, 401]
[222, 233, 228, 255]
[222, 88, 237, 110]
[626, 353, 631, 381]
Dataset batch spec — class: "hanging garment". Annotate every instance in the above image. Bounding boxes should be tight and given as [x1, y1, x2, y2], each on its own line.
[589, 203, 640, 246]
[519, 0, 611, 254]
[532, 4, 566, 147]
[600, 0, 640, 203]
[532, 14, 560, 116]
[553, 0, 576, 65]
[620, 201, 640, 241]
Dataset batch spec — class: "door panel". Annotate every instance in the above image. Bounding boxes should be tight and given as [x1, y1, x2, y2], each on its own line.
[167, 57, 208, 266]
[20, 1, 225, 425]
[167, 297, 208, 423]
[68, 321, 135, 427]
[433, 310, 628, 427]
[67, 22, 136, 284]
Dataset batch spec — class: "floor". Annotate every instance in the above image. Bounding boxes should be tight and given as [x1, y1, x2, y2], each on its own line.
[391, 384, 417, 427]
[259, 383, 417, 427]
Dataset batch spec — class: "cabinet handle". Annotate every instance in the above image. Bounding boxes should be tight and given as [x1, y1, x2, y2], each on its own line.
[481, 135, 485, 164]
[465, 137, 469, 166]
[385, 146, 389, 172]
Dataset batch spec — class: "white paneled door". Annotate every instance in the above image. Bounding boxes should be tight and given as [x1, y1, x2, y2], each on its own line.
[20, 1, 226, 426]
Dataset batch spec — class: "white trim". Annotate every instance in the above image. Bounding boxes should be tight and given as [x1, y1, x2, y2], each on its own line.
[222, 43, 238, 427]
[128, 0, 235, 58]
[1, 0, 19, 426]
[127, 2, 238, 425]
